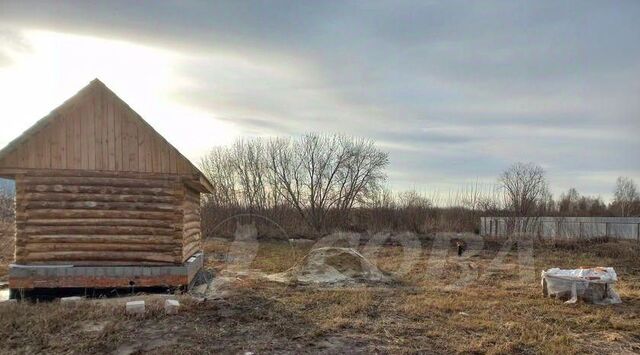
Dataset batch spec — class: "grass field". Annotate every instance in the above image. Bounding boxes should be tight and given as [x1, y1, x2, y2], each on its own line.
[0, 235, 639, 354]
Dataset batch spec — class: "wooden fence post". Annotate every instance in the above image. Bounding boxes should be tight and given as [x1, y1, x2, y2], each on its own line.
[605, 222, 610, 238]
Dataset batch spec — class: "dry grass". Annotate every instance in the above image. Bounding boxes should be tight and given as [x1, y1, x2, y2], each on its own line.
[1, 236, 639, 354]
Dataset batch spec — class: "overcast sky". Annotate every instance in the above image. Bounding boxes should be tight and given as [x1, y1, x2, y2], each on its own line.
[0, 1, 638, 201]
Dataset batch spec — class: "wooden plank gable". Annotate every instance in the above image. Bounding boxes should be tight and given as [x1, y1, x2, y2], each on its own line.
[0, 79, 210, 189]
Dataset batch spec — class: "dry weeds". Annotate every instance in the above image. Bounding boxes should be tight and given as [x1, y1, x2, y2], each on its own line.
[0, 236, 639, 354]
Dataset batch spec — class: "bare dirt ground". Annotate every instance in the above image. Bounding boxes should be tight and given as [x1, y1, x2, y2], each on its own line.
[0, 235, 639, 354]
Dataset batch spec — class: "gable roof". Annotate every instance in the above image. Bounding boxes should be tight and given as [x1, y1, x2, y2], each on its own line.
[0, 79, 212, 192]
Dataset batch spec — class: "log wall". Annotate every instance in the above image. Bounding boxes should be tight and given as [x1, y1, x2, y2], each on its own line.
[14, 170, 202, 265]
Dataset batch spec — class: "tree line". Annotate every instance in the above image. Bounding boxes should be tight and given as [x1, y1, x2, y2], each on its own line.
[199, 134, 640, 238]
[498, 163, 639, 218]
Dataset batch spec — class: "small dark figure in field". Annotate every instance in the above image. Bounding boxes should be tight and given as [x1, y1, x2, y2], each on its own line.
[456, 240, 466, 257]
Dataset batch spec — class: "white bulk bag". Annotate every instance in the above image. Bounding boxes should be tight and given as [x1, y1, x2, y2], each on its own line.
[541, 267, 621, 305]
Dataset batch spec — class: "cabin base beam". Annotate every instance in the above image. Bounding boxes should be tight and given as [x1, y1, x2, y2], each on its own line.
[8, 252, 203, 290]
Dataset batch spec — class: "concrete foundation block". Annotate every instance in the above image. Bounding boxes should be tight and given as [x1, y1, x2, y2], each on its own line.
[126, 300, 145, 315]
[165, 299, 180, 315]
[9, 253, 204, 290]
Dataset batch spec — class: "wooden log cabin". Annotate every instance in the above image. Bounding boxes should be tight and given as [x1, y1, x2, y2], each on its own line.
[0, 79, 212, 292]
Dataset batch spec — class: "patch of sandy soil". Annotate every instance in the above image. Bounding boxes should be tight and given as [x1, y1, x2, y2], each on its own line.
[267, 247, 390, 285]
[191, 247, 390, 300]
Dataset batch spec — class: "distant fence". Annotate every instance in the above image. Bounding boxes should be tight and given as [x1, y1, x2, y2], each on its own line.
[480, 217, 640, 241]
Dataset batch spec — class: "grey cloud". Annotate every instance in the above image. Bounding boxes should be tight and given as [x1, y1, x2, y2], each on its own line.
[218, 116, 292, 135]
[0, 27, 32, 66]
[0, 52, 10, 67]
[1, 1, 639, 198]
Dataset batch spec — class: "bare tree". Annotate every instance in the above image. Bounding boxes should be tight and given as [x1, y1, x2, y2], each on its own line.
[335, 137, 388, 215]
[395, 190, 432, 233]
[612, 176, 639, 217]
[200, 146, 241, 207]
[267, 133, 388, 232]
[200, 134, 389, 234]
[556, 188, 610, 217]
[229, 139, 269, 211]
[0, 181, 14, 224]
[558, 188, 580, 216]
[498, 162, 549, 234]
[0, 181, 15, 267]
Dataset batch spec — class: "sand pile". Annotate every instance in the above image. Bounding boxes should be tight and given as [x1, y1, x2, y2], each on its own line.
[267, 247, 389, 284]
